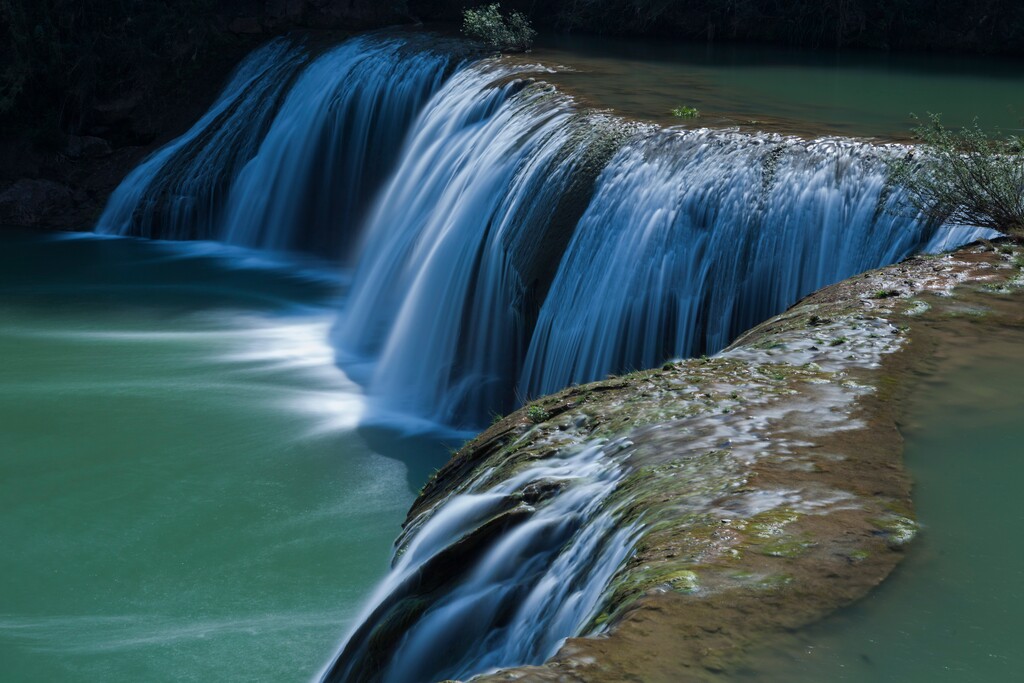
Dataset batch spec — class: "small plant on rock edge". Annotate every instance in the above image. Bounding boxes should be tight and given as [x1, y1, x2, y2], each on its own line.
[527, 404, 550, 424]
[671, 105, 700, 119]
[462, 3, 537, 52]
[887, 113, 1024, 239]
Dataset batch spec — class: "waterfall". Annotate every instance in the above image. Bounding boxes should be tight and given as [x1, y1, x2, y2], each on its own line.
[518, 133, 953, 396]
[319, 441, 638, 683]
[96, 35, 455, 259]
[92, 33, 997, 680]
[336, 67, 976, 427]
[95, 32, 987, 429]
[335, 60, 627, 427]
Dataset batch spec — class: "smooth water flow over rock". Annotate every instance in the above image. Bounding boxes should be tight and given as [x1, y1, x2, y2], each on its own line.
[335, 61, 625, 428]
[96, 32, 984, 432]
[320, 441, 638, 683]
[97, 35, 453, 258]
[336, 59, 981, 426]
[521, 134, 954, 395]
[82, 30, 1002, 682]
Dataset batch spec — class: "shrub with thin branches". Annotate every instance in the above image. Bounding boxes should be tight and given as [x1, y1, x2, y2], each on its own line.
[889, 114, 1024, 238]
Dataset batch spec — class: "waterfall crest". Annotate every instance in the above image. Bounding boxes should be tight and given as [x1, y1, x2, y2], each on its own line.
[335, 60, 629, 427]
[95, 32, 986, 431]
[336, 77, 974, 427]
[519, 133, 949, 396]
[319, 441, 638, 683]
[96, 35, 455, 258]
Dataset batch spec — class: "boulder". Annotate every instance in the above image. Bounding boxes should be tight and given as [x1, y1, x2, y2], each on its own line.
[65, 135, 112, 160]
[0, 179, 75, 227]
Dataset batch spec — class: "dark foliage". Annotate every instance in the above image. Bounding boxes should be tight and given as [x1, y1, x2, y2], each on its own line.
[889, 115, 1024, 237]
[0, 0, 226, 145]
[415, 1, 1024, 55]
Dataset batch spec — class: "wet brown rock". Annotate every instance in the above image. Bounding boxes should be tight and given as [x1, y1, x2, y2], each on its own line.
[421, 242, 1024, 683]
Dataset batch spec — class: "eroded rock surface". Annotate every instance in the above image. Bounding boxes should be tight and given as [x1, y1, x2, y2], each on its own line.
[406, 241, 1024, 682]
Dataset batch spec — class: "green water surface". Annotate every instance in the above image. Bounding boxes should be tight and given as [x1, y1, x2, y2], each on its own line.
[735, 308, 1024, 681]
[527, 35, 1024, 139]
[0, 233, 446, 682]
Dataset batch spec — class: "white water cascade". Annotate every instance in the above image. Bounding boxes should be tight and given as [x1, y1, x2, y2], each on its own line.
[92, 33, 994, 682]
[319, 441, 639, 683]
[96, 34, 455, 258]
[334, 61, 625, 428]
[519, 132, 971, 396]
[336, 64, 980, 427]
[95, 32, 985, 430]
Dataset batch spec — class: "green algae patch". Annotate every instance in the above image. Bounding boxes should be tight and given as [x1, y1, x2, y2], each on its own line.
[871, 515, 919, 547]
[758, 536, 817, 559]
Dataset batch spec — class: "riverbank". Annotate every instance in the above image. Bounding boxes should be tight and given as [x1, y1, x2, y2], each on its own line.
[404, 239, 1023, 682]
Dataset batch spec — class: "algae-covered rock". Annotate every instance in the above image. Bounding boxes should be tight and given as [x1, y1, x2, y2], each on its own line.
[397, 242, 1024, 683]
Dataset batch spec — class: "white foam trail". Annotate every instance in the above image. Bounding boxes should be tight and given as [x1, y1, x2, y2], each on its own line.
[320, 441, 638, 683]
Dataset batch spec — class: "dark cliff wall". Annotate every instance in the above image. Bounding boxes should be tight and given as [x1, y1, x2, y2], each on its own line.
[412, 0, 1024, 55]
[0, 1, 411, 229]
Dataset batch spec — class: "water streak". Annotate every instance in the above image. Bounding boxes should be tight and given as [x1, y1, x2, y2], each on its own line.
[97, 35, 454, 259]
[320, 441, 637, 683]
[336, 61, 626, 426]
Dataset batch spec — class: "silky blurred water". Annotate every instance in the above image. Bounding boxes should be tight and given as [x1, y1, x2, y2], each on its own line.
[0, 233, 448, 682]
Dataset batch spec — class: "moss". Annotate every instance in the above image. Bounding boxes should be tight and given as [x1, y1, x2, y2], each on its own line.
[758, 536, 816, 558]
[746, 508, 801, 538]
[756, 574, 795, 591]
[848, 550, 870, 563]
[663, 569, 700, 592]
[870, 515, 918, 547]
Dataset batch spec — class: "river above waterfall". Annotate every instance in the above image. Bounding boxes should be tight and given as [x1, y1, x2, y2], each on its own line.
[0, 232, 450, 682]
[516, 33, 1024, 139]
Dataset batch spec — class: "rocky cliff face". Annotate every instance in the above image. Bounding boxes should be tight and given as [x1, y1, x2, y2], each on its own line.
[0, 1, 412, 232]
[236, 1, 410, 32]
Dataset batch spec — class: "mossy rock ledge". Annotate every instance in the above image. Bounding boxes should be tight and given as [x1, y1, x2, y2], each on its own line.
[407, 240, 1024, 682]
